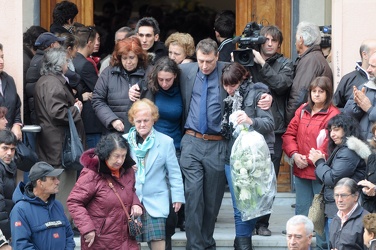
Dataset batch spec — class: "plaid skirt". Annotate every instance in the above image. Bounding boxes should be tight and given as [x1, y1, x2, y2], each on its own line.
[136, 211, 166, 242]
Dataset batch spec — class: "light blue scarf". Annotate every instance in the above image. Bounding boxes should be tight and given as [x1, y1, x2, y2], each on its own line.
[127, 127, 155, 184]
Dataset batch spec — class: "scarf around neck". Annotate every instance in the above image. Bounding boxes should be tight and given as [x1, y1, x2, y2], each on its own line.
[127, 127, 155, 184]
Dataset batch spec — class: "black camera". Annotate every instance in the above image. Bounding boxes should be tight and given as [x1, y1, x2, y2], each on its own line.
[319, 25, 332, 48]
[233, 22, 266, 66]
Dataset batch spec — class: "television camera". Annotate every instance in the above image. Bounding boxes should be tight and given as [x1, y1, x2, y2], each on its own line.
[232, 22, 266, 66]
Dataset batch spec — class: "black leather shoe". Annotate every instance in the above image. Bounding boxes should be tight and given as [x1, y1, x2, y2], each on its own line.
[257, 226, 271, 236]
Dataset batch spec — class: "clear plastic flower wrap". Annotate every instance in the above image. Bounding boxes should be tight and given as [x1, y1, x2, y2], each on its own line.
[230, 122, 276, 221]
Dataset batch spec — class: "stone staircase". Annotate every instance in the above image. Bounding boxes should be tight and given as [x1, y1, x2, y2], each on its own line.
[75, 192, 316, 249]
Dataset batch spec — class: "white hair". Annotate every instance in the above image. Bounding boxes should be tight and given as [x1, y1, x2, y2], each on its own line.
[296, 21, 321, 47]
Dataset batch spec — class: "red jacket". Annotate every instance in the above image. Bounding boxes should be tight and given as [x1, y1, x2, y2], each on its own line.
[67, 149, 142, 250]
[282, 103, 340, 180]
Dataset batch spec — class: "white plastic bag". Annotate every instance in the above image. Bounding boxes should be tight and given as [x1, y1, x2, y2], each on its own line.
[230, 125, 276, 221]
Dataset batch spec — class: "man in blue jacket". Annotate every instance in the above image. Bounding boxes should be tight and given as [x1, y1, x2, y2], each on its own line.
[10, 162, 75, 250]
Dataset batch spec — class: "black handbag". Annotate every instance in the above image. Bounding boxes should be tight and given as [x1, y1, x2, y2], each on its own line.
[106, 177, 142, 237]
[14, 136, 38, 172]
[61, 109, 83, 171]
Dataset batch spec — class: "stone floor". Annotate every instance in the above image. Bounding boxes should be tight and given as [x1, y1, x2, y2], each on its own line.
[74, 192, 316, 249]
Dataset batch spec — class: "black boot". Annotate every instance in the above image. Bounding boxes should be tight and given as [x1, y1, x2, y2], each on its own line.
[234, 237, 253, 250]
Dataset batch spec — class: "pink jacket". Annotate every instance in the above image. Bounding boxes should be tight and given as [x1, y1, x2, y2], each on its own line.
[67, 149, 142, 250]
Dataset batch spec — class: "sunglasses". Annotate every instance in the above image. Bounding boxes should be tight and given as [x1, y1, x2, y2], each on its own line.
[86, 27, 93, 44]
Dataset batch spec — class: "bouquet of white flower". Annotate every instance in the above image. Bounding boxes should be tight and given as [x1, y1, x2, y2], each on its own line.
[230, 123, 276, 221]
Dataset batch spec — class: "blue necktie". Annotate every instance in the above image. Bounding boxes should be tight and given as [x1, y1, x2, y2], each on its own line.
[199, 76, 208, 134]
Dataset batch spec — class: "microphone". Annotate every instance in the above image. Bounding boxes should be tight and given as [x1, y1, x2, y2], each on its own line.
[232, 36, 241, 44]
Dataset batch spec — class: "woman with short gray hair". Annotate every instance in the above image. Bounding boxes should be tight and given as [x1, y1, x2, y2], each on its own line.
[34, 47, 85, 220]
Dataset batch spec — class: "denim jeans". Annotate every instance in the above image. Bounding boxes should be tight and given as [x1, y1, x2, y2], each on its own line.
[225, 164, 257, 237]
[294, 176, 328, 249]
[86, 133, 102, 149]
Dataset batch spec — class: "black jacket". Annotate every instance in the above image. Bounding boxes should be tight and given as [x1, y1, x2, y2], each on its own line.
[361, 152, 376, 213]
[0, 72, 22, 127]
[333, 62, 368, 108]
[73, 53, 103, 134]
[92, 66, 148, 133]
[315, 136, 370, 218]
[249, 53, 293, 133]
[0, 160, 17, 239]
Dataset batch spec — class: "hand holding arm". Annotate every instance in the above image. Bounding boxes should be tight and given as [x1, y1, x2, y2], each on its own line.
[257, 93, 273, 110]
[129, 84, 141, 102]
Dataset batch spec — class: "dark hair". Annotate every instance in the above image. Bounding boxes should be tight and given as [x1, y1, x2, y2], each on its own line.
[0, 43, 3, 51]
[52, 1, 78, 26]
[260, 25, 283, 45]
[0, 129, 17, 146]
[221, 62, 250, 86]
[95, 133, 130, 161]
[327, 113, 362, 153]
[59, 33, 79, 50]
[31, 176, 47, 188]
[74, 26, 97, 48]
[214, 14, 235, 38]
[23, 26, 48, 51]
[135, 17, 160, 35]
[363, 213, 376, 238]
[335, 177, 359, 196]
[148, 56, 180, 93]
[111, 37, 148, 69]
[307, 76, 333, 110]
[0, 107, 7, 118]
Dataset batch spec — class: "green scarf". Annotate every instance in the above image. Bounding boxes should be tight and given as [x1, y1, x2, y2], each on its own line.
[127, 127, 155, 184]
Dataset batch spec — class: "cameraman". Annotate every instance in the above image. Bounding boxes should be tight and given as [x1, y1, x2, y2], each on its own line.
[248, 25, 294, 236]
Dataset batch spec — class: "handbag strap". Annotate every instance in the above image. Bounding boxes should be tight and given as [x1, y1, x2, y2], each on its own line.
[106, 177, 131, 220]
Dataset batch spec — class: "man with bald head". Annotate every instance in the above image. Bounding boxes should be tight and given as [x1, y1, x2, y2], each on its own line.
[334, 39, 376, 108]
[344, 51, 376, 140]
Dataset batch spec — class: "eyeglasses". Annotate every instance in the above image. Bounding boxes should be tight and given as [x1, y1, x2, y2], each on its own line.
[334, 193, 353, 199]
[86, 27, 93, 44]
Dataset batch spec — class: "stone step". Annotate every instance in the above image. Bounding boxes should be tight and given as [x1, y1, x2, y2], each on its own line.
[75, 192, 317, 250]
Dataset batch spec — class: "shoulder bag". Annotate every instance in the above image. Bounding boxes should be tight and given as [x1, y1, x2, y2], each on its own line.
[308, 185, 325, 236]
[106, 177, 142, 237]
[14, 135, 38, 172]
[61, 109, 83, 171]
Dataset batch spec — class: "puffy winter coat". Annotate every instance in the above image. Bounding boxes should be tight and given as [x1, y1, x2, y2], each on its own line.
[282, 103, 340, 180]
[315, 136, 370, 218]
[67, 149, 142, 250]
[10, 182, 75, 250]
[92, 66, 148, 133]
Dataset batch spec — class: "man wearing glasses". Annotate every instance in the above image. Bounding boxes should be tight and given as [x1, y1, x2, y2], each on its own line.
[329, 177, 368, 250]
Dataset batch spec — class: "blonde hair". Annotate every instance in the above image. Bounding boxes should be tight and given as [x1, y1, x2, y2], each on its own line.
[128, 99, 159, 125]
[165, 32, 195, 57]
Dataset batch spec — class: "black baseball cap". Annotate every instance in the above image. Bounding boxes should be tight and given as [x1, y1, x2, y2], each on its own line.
[34, 32, 65, 47]
[28, 161, 64, 182]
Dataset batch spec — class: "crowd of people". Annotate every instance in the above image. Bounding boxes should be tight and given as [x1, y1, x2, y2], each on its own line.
[2, 1, 376, 249]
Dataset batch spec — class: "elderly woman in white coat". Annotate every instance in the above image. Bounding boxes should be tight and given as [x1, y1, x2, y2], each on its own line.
[124, 98, 184, 250]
